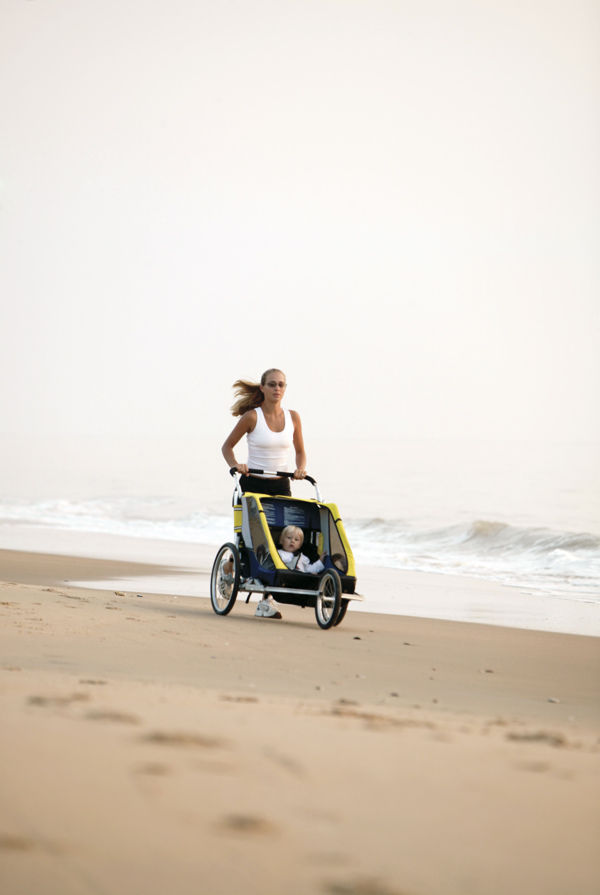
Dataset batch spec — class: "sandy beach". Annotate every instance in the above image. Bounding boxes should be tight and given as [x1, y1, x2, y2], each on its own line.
[3, 0, 599, 890]
[1, 549, 599, 895]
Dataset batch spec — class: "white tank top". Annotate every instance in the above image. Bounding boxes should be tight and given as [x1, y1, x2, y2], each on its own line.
[246, 406, 294, 478]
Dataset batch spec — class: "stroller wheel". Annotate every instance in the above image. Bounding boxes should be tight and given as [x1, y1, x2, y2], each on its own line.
[210, 543, 240, 615]
[315, 569, 342, 629]
[334, 599, 349, 626]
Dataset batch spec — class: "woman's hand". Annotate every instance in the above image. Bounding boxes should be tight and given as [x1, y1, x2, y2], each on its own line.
[293, 468, 306, 480]
[235, 463, 249, 475]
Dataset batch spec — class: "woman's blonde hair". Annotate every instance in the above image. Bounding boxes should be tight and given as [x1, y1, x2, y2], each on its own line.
[230, 368, 285, 417]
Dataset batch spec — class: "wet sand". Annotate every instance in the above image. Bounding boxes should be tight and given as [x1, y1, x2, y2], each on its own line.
[1, 550, 599, 895]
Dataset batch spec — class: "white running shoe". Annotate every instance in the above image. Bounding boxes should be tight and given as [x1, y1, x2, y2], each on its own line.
[254, 600, 282, 619]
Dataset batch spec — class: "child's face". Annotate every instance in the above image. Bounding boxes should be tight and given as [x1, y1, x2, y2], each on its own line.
[281, 529, 303, 553]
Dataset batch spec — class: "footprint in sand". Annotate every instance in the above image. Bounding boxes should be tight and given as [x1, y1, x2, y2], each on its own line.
[325, 705, 434, 732]
[28, 693, 90, 708]
[0, 835, 35, 851]
[141, 731, 226, 749]
[134, 763, 171, 776]
[85, 710, 141, 725]
[218, 815, 277, 835]
[219, 694, 259, 703]
[514, 760, 550, 773]
[0, 834, 63, 855]
[323, 877, 406, 895]
[506, 731, 566, 748]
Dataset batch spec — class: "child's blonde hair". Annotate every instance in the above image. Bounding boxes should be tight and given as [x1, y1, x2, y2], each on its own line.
[280, 524, 304, 547]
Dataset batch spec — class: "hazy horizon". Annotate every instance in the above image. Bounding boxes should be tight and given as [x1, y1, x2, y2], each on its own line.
[1, 0, 599, 448]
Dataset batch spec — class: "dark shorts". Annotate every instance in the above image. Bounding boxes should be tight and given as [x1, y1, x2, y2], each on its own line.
[240, 474, 291, 496]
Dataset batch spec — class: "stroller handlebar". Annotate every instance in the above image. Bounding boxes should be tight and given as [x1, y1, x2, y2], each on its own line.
[229, 467, 317, 486]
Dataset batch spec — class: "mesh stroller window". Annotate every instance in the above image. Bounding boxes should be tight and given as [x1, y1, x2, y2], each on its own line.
[328, 515, 348, 574]
[244, 496, 275, 569]
[260, 499, 321, 530]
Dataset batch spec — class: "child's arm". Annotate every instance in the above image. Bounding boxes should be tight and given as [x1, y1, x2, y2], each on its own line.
[302, 552, 327, 574]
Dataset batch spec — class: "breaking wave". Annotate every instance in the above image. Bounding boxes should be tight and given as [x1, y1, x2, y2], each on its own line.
[344, 517, 600, 599]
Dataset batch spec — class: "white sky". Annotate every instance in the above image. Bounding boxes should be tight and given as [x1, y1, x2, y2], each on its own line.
[1, 0, 599, 444]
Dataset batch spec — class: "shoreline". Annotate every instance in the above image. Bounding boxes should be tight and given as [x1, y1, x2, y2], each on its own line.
[2, 554, 599, 722]
[1, 526, 599, 636]
[1, 549, 599, 895]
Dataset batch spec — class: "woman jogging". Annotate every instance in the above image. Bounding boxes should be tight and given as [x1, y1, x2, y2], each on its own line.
[221, 368, 307, 497]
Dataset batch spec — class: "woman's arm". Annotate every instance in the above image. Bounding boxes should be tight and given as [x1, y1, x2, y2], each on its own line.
[221, 411, 256, 474]
[290, 410, 307, 479]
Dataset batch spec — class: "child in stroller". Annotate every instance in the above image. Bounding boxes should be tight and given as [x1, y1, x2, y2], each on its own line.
[255, 525, 326, 618]
[278, 524, 327, 574]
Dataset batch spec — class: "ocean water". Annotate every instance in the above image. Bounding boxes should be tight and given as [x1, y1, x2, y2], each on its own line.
[1, 435, 598, 612]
